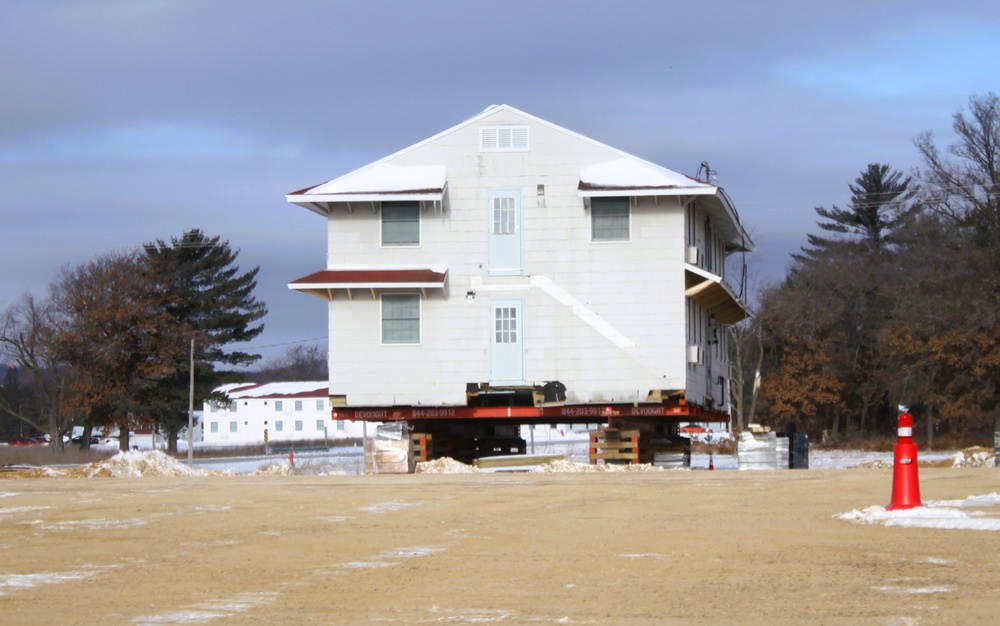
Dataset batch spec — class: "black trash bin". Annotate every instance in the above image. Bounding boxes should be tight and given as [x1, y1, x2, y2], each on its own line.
[790, 432, 809, 469]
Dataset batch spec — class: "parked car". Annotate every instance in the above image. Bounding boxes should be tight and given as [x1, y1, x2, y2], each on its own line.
[9, 437, 43, 445]
[678, 425, 706, 435]
[71, 435, 102, 445]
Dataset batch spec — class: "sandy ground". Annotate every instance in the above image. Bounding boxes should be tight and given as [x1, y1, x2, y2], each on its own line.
[1, 466, 998, 625]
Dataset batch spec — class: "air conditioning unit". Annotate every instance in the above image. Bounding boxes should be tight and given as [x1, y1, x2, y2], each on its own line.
[686, 246, 699, 265]
[686, 344, 703, 365]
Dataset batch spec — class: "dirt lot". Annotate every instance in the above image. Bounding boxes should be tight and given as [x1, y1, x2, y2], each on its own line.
[1, 466, 998, 624]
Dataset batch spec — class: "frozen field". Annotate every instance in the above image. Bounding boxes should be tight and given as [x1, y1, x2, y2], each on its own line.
[1, 452, 998, 624]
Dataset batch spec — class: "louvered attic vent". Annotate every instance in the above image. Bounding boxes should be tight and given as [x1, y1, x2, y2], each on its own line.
[480, 125, 529, 152]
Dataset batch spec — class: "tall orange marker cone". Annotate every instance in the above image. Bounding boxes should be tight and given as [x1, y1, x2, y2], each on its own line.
[887, 411, 922, 510]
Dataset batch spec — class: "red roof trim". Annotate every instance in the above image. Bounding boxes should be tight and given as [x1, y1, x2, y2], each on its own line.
[290, 269, 447, 285]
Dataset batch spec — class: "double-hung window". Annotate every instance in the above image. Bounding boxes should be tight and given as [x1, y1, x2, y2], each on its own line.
[382, 294, 420, 344]
[591, 197, 630, 242]
[381, 201, 419, 246]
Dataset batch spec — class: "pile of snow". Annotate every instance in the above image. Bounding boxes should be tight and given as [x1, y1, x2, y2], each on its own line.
[837, 494, 1000, 532]
[248, 463, 294, 476]
[847, 447, 994, 470]
[945, 447, 993, 468]
[416, 458, 478, 474]
[530, 460, 667, 473]
[737, 431, 772, 449]
[80, 450, 204, 478]
[852, 459, 894, 469]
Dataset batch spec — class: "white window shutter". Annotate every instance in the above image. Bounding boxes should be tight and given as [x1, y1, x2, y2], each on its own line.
[480, 127, 498, 150]
[480, 126, 529, 152]
[512, 126, 528, 149]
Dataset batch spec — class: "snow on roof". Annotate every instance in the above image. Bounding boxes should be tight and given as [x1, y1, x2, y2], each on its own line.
[216, 382, 329, 400]
[578, 159, 715, 195]
[290, 163, 447, 198]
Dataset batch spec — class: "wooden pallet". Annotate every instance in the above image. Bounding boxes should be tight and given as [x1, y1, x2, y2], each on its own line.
[410, 433, 433, 462]
[589, 429, 649, 464]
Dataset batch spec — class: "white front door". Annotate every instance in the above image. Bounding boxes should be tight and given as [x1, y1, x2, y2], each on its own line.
[487, 189, 521, 275]
[489, 299, 524, 384]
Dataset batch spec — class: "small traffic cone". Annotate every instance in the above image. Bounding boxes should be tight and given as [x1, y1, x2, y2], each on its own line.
[708, 453, 714, 471]
[887, 411, 921, 510]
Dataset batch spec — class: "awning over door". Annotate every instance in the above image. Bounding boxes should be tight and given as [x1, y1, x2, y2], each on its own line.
[289, 267, 448, 301]
[684, 264, 750, 325]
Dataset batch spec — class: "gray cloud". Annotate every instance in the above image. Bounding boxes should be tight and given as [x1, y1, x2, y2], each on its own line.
[2, 0, 999, 360]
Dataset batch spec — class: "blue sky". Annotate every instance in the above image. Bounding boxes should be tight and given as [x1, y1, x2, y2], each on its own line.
[1, 0, 998, 363]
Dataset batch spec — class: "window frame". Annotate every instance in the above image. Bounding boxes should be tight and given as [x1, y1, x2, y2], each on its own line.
[590, 197, 631, 242]
[380, 201, 420, 247]
[381, 293, 421, 345]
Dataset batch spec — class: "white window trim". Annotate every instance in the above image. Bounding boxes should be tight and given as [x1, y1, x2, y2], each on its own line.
[380, 293, 422, 346]
[380, 201, 422, 248]
[590, 197, 632, 243]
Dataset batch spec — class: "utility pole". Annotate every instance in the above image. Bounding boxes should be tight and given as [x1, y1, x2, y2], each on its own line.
[187, 338, 194, 467]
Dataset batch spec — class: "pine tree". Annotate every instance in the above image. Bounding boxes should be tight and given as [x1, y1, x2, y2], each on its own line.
[143, 230, 267, 453]
[794, 163, 916, 265]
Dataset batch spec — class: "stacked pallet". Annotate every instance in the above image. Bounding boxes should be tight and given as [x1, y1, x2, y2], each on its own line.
[589, 429, 648, 464]
[410, 433, 433, 463]
[364, 423, 415, 474]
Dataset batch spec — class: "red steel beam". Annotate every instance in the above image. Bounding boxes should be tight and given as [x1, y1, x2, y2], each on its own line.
[332, 403, 729, 422]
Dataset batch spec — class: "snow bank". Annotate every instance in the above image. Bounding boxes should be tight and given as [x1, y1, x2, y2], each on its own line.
[531, 460, 668, 473]
[414, 457, 673, 474]
[248, 463, 295, 476]
[416, 458, 479, 474]
[80, 450, 204, 478]
[946, 447, 993, 468]
[837, 494, 1000, 532]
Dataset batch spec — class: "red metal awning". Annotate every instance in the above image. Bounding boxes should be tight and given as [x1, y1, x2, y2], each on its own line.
[288, 268, 448, 301]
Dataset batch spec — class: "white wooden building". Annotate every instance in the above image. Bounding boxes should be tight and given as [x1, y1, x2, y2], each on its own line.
[201, 382, 371, 445]
[285, 105, 752, 447]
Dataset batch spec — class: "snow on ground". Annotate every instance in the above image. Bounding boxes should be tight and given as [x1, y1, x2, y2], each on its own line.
[416, 458, 479, 474]
[837, 494, 1000, 532]
[2, 443, 993, 478]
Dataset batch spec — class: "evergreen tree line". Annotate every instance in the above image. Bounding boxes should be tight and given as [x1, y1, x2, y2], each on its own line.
[731, 93, 1000, 447]
[0, 230, 267, 452]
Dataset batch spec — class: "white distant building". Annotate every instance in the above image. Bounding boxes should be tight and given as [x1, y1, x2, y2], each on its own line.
[285, 105, 753, 456]
[201, 382, 372, 445]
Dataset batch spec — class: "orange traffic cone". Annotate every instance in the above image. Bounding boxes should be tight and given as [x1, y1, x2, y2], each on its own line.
[887, 411, 921, 510]
[708, 453, 714, 471]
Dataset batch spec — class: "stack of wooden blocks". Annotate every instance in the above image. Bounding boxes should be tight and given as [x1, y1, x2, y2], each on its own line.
[364, 424, 415, 474]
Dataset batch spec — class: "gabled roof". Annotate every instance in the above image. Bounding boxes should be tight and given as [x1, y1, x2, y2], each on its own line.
[286, 104, 753, 251]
